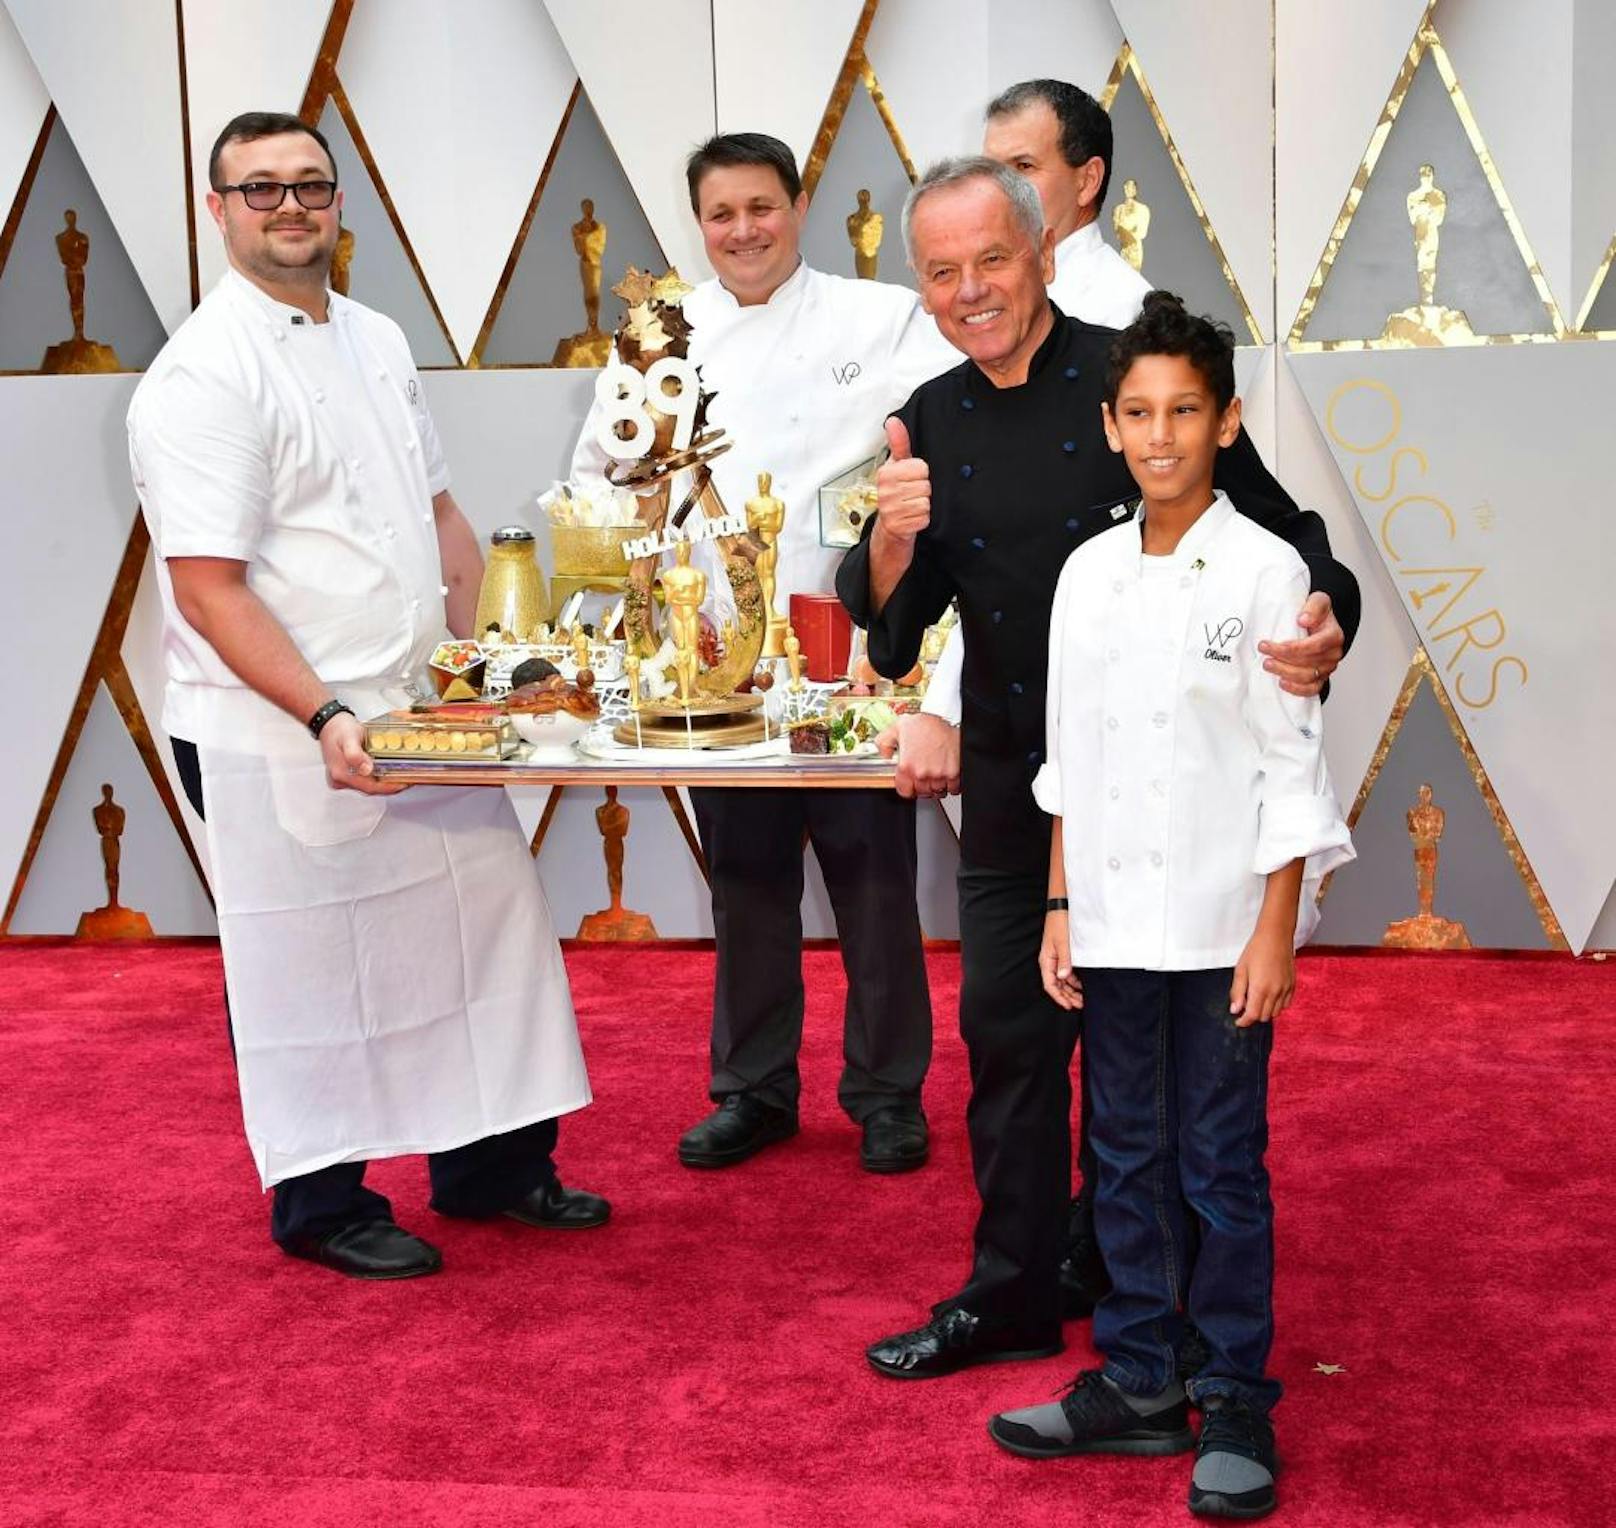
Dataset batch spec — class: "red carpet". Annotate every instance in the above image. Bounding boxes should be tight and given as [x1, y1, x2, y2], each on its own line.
[1, 945, 1611, 1527]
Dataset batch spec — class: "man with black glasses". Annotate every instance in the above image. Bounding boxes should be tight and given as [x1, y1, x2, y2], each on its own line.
[130, 112, 605, 1280]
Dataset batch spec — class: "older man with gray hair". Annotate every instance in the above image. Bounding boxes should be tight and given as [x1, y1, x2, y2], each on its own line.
[838, 157, 1360, 1384]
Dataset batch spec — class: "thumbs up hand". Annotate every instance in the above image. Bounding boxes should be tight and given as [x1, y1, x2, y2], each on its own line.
[875, 415, 931, 544]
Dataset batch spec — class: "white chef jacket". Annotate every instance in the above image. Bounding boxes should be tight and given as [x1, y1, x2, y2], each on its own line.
[129, 270, 451, 748]
[921, 220, 1151, 726]
[570, 260, 958, 611]
[128, 270, 589, 1187]
[1032, 492, 1353, 971]
[1048, 220, 1154, 329]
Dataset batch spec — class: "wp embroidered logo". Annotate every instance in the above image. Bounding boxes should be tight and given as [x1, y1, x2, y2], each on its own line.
[830, 360, 863, 386]
[1202, 616, 1244, 664]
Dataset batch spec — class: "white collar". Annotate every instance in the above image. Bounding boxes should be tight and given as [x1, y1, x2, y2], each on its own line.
[1131, 489, 1236, 568]
[1053, 221, 1106, 272]
[222, 267, 337, 332]
[706, 258, 812, 313]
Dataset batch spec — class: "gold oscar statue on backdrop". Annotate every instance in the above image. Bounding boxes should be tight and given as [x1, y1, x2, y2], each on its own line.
[552, 198, 613, 367]
[329, 225, 355, 295]
[847, 189, 883, 279]
[746, 471, 789, 658]
[41, 210, 121, 373]
[1381, 165, 1476, 346]
[76, 784, 153, 939]
[1382, 783, 1473, 950]
[1113, 180, 1150, 272]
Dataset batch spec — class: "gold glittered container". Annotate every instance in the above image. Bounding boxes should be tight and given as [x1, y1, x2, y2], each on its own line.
[550, 523, 640, 579]
[473, 526, 549, 641]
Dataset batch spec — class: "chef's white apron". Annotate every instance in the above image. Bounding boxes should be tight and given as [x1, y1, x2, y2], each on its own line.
[200, 691, 589, 1188]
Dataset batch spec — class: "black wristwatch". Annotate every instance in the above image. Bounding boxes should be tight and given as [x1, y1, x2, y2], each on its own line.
[307, 699, 354, 739]
[1045, 897, 1069, 912]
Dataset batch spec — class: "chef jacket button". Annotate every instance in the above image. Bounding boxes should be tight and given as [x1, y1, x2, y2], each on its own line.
[961, 397, 975, 410]
[350, 458, 363, 471]
[1064, 366, 1079, 380]
[1010, 682, 1023, 696]
[971, 536, 986, 550]
[1112, 580, 1124, 594]
[313, 389, 326, 403]
[273, 331, 286, 343]
[384, 524, 396, 539]
[439, 584, 449, 596]
[789, 413, 800, 423]
[422, 513, 432, 525]
[1107, 648, 1120, 662]
[1152, 711, 1168, 728]
[1180, 575, 1193, 588]
[960, 464, 974, 479]
[1108, 785, 1121, 800]
[1151, 779, 1166, 796]
[406, 439, 418, 453]
[1066, 517, 1079, 531]
[1150, 850, 1164, 868]
[1062, 440, 1076, 454]
[1026, 749, 1041, 766]
[1107, 856, 1121, 871]
[377, 369, 388, 380]
[991, 609, 1003, 623]
[1106, 716, 1119, 731]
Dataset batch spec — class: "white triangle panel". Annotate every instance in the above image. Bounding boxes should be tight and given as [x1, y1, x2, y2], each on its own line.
[180, 0, 333, 298]
[342, 0, 578, 361]
[985, 0, 1122, 100]
[1571, 1, 1616, 315]
[0, 3, 49, 225]
[121, 541, 212, 887]
[0, 375, 141, 910]
[1289, 343, 1616, 952]
[1270, 349, 1420, 805]
[713, 0, 867, 175]
[864, 0, 991, 176]
[1113, 0, 1274, 339]
[1439, 0, 1575, 326]
[1587, 879, 1616, 953]
[1276, 0, 1432, 336]
[1236, 344, 1278, 466]
[6, 0, 193, 333]
[544, 0, 716, 282]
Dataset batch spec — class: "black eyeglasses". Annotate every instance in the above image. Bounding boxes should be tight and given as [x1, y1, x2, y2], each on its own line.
[216, 179, 338, 212]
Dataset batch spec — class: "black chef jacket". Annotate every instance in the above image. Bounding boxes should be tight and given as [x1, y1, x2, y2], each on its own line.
[837, 307, 1361, 874]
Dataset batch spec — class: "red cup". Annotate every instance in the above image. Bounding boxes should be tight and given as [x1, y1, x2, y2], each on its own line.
[789, 594, 853, 682]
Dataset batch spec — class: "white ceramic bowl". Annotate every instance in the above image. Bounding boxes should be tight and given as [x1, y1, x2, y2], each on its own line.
[510, 708, 593, 755]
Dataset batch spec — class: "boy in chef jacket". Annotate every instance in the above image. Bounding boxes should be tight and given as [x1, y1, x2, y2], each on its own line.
[985, 292, 1353, 1520]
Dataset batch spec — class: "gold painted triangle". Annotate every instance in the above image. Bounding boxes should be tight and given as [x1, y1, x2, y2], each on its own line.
[802, 1, 915, 203]
[1573, 230, 1616, 336]
[1288, 6, 1565, 351]
[1099, 42, 1263, 344]
[1315, 645, 1566, 949]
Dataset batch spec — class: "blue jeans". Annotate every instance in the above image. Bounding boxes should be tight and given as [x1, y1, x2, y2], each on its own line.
[1082, 966, 1281, 1413]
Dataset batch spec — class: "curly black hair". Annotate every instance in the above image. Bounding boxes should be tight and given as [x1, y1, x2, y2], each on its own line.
[1104, 290, 1237, 410]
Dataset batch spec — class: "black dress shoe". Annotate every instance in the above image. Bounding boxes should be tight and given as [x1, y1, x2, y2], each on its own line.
[860, 1105, 928, 1174]
[866, 1307, 1062, 1380]
[282, 1219, 443, 1280]
[677, 1094, 798, 1168]
[502, 1179, 611, 1229]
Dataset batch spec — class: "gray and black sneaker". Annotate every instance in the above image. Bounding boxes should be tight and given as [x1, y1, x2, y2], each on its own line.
[1188, 1397, 1279, 1519]
[989, 1369, 1195, 1459]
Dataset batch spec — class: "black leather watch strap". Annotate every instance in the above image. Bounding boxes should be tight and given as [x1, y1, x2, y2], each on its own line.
[307, 699, 354, 739]
[1045, 897, 1069, 912]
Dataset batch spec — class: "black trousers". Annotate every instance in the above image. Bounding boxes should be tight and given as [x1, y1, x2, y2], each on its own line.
[951, 863, 1098, 1330]
[173, 737, 561, 1243]
[688, 787, 932, 1122]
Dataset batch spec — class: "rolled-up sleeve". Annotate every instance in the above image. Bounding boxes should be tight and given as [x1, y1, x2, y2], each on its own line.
[1243, 560, 1354, 876]
[920, 622, 962, 725]
[1030, 554, 1077, 817]
[128, 364, 269, 562]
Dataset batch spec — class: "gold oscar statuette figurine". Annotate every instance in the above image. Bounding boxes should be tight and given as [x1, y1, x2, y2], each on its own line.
[1113, 180, 1150, 273]
[624, 652, 642, 710]
[552, 198, 613, 368]
[329, 224, 355, 296]
[1381, 165, 1475, 346]
[75, 784, 153, 939]
[1382, 783, 1472, 950]
[847, 188, 883, 280]
[572, 623, 592, 675]
[575, 786, 658, 942]
[784, 625, 804, 693]
[746, 471, 789, 658]
[41, 209, 122, 373]
[659, 538, 707, 706]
